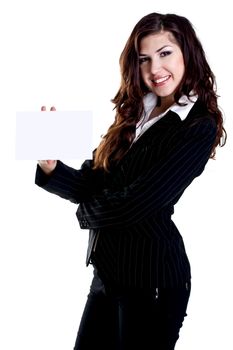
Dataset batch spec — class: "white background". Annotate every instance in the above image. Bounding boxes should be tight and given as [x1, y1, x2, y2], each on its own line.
[0, 0, 232, 349]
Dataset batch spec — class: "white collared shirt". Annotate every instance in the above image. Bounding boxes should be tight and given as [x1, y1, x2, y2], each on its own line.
[134, 93, 198, 142]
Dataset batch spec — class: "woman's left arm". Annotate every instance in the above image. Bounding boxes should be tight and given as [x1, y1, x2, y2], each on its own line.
[77, 118, 217, 229]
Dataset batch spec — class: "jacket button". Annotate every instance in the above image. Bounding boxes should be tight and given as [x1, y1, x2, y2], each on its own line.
[81, 219, 89, 228]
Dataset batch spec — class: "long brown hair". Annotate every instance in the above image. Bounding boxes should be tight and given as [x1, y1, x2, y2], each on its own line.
[93, 12, 227, 171]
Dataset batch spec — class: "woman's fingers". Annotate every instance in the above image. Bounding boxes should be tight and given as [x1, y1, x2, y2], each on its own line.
[41, 106, 56, 111]
[38, 106, 57, 173]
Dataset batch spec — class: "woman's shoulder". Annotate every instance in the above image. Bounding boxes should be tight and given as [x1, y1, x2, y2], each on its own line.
[184, 99, 217, 131]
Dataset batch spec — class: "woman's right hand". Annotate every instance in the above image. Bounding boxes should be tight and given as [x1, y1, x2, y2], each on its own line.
[38, 160, 57, 175]
[38, 106, 57, 175]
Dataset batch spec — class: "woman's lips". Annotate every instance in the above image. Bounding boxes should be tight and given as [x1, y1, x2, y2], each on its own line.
[151, 75, 171, 86]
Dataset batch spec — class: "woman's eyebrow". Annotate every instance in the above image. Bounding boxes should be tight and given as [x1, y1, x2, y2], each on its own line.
[139, 45, 172, 56]
[156, 45, 172, 52]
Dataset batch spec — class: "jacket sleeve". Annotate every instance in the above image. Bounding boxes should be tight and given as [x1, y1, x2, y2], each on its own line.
[35, 158, 104, 204]
[76, 119, 217, 228]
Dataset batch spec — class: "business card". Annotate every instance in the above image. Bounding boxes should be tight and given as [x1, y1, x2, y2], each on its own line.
[15, 111, 93, 160]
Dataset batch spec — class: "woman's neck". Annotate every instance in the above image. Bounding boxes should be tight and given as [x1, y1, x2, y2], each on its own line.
[149, 97, 175, 120]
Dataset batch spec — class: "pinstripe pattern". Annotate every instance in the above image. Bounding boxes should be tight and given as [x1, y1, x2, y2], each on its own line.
[35, 99, 217, 291]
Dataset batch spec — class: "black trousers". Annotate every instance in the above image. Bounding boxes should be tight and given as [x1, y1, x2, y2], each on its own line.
[74, 271, 191, 350]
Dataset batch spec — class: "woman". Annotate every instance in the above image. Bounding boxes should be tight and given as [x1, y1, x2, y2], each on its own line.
[36, 12, 226, 350]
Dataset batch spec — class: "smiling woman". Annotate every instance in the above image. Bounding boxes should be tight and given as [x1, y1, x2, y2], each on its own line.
[139, 32, 185, 114]
[35, 12, 226, 350]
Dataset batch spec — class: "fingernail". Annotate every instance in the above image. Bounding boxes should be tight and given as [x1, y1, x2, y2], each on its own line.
[41, 106, 46, 111]
[50, 106, 56, 111]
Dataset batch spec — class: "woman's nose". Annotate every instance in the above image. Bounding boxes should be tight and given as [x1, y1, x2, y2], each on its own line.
[150, 58, 161, 75]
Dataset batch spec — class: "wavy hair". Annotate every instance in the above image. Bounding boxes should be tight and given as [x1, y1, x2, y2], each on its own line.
[93, 12, 226, 171]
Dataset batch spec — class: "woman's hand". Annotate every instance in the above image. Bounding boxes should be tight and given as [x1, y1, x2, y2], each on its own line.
[38, 106, 57, 175]
[38, 160, 57, 175]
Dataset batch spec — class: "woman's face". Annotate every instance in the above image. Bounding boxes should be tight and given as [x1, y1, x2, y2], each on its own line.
[139, 31, 185, 106]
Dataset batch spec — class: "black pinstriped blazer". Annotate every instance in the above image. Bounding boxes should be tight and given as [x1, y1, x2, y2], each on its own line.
[35, 99, 217, 291]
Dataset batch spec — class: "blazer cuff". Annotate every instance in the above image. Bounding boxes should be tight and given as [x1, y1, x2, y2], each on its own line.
[35, 160, 63, 187]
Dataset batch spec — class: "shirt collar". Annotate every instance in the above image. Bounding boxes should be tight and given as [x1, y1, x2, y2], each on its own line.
[142, 92, 198, 121]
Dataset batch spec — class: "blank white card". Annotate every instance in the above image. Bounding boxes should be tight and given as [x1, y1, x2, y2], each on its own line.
[15, 111, 93, 160]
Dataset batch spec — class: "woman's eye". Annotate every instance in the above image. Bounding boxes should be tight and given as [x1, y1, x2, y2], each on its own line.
[160, 51, 172, 58]
[139, 57, 149, 64]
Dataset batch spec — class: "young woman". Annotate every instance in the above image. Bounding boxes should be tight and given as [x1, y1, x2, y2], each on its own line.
[36, 12, 226, 350]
